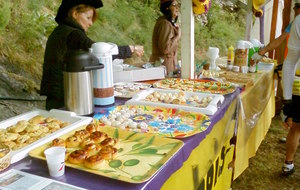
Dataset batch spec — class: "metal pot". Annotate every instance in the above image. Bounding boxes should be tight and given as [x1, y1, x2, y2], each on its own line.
[63, 50, 104, 115]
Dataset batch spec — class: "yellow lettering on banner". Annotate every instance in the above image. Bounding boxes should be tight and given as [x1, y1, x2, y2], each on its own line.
[197, 140, 234, 190]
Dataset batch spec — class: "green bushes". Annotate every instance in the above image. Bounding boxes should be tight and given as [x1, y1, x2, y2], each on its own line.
[0, 1, 11, 32]
[194, 1, 246, 63]
[0, 0, 245, 83]
[89, 0, 158, 60]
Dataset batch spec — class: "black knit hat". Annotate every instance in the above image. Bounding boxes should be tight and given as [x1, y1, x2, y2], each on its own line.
[55, 0, 103, 23]
[160, 0, 173, 15]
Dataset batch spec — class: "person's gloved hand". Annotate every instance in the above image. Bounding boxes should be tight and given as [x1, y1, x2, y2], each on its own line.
[251, 52, 263, 62]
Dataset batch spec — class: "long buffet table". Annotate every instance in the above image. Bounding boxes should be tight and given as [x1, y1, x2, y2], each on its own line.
[1, 64, 275, 190]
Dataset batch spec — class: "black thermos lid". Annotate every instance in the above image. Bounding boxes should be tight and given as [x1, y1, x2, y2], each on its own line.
[64, 50, 104, 72]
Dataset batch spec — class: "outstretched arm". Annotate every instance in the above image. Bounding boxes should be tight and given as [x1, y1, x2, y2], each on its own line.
[258, 32, 289, 56]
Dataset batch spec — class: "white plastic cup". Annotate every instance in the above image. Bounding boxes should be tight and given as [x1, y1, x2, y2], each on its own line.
[207, 47, 219, 60]
[233, 66, 240, 72]
[227, 64, 233, 70]
[44, 147, 66, 177]
[241, 66, 249, 73]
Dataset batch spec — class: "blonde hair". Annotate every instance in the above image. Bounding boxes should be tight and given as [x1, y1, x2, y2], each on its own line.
[68, 4, 98, 23]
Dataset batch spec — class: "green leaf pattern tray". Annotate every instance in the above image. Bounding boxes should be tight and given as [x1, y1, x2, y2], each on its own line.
[29, 126, 183, 183]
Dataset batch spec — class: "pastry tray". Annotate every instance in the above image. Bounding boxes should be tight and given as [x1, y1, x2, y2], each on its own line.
[114, 82, 152, 98]
[29, 125, 183, 183]
[153, 78, 236, 95]
[126, 88, 224, 115]
[0, 109, 92, 163]
[99, 105, 211, 138]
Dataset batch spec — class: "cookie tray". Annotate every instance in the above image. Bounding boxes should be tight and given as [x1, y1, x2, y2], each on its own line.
[114, 82, 152, 98]
[126, 88, 224, 115]
[0, 109, 92, 163]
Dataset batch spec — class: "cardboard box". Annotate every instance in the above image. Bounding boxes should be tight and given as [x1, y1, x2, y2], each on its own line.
[113, 66, 166, 82]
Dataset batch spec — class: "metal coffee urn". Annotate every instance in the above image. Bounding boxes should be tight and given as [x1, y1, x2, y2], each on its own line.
[63, 50, 104, 115]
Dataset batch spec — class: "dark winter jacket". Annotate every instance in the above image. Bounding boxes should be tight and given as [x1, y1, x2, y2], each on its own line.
[40, 17, 132, 104]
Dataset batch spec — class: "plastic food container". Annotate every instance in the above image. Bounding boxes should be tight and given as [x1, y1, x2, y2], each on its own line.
[0, 109, 92, 163]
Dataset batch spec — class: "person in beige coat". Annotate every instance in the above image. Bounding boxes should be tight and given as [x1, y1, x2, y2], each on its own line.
[150, 0, 181, 77]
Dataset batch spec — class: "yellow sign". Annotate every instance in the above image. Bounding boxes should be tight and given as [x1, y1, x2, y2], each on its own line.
[197, 140, 234, 190]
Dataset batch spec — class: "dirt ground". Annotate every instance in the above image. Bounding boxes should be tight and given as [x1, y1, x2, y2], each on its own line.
[0, 100, 299, 189]
[232, 115, 300, 190]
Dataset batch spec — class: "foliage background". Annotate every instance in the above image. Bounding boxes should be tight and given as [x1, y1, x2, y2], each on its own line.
[0, 0, 245, 92]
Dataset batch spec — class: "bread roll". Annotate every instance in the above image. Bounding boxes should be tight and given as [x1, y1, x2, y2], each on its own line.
[80, 137, 95, 148]
[85, 123, 98, 133]
[84, 155, 105, 169]
[68, 150, 88, 164]
[74, 129, 90, 140]
[51, 138, 66, 147]
[90, 131, 108, 143]
[100, 137, 119, 148]
[84, 143, 101, 156]
[98, 145, 118, 160]
[66, 136, 82, 148]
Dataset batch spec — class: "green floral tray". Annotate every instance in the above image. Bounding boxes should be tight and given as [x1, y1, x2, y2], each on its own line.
[29, 125, 183, 183]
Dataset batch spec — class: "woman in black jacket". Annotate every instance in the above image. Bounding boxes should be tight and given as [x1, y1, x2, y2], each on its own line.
[40, 0, 143, 110]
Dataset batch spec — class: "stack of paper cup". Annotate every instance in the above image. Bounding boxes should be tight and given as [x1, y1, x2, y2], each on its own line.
[206, 47, 219, 70]
[44, 147, 66, 177]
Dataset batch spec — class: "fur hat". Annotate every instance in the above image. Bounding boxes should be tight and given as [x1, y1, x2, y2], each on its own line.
[55, 0, 103, 23]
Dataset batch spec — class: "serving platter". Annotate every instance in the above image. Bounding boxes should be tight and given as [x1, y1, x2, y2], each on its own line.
[153, 78, 236, 95]
[29, 125, 183, 183]
[126, 88, 224, 115]
[98, 105, 211, 138]
[114, 82, 152, 98]
[0, 109, 92, 163]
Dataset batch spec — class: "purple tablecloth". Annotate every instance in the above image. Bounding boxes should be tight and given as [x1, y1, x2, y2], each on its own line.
[2, 89, 239, 190]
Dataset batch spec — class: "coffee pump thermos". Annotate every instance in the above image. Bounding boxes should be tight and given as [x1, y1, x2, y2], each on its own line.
[63, 50, 104, 115]
[90, 42, 118, 106]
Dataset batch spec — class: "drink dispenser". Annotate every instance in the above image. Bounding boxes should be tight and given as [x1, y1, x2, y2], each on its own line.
[90, 42, 118, 106]
[63, 50, 104, 115]
[234, 40, 253, 71]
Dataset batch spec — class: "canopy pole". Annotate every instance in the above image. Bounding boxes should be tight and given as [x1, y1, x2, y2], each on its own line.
[274, 0, 292, 64]
[245, 0, 253, 40]
[181, 0, 194, 79]
[269, 0, 279, 59]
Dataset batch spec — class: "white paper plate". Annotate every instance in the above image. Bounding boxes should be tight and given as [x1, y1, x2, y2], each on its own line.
[0, 109, 92, 163]
[126, 88, 224, 115]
